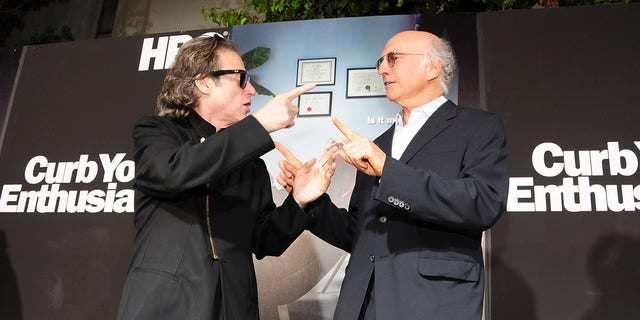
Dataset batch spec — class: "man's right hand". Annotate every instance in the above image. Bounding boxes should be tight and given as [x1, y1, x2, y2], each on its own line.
[253, 84, 316, 133]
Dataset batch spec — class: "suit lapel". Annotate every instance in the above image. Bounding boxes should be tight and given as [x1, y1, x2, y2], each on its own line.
[375, 125, 395, 154]
[398, 101, 457, 163]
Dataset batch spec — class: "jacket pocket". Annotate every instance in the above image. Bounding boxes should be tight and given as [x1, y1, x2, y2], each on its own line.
[418, 257, 480, 282]
[118, 267, 184, 319]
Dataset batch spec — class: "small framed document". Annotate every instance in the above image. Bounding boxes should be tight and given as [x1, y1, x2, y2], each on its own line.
[346, 68, 386, 98]
[298, 92, 332, 117]
[297, 58, 336, 86]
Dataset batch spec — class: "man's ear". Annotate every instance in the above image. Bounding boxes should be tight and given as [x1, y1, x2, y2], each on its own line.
[425, 60, 442, 82]
[194, 77, 211, 94]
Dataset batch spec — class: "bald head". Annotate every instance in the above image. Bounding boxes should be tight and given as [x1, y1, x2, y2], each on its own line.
[386, 31, 440, 54]
[381, 31, 456, 97]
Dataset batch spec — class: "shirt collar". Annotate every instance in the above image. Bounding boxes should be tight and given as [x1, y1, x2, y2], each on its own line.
[187, 111, 217, 137]
[395, 96, 448, 128]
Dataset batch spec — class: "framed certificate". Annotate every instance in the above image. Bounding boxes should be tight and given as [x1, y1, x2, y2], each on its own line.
[297, 58, 336, 86]
[346, 68, 386, 98]
[297, 92, 332, 117]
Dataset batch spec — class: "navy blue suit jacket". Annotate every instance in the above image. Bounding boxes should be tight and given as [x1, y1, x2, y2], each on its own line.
[308, 101, 509, 320]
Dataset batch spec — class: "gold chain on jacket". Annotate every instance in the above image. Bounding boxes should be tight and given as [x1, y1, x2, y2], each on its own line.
[206, 189, 219, 260]
[201, 137, 218, 260]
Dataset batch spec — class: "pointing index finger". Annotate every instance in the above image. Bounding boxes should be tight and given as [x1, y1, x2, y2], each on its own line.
[274, 141, 303, 168]
[332, 117, 360, 142]
[284, 83, 317, 100]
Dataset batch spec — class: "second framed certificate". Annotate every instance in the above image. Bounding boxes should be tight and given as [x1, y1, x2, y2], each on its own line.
[346, 68, 386, 98]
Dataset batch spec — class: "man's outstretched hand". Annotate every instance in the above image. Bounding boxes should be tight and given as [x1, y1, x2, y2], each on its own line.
[332, 117, 386, 177]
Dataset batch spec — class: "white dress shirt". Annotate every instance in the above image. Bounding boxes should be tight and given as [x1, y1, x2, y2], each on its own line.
[391, 96, 448, 160]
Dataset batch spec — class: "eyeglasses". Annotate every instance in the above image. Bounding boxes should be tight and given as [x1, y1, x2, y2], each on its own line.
[376, 51, 424, 70]
[210, 69, 251, 89]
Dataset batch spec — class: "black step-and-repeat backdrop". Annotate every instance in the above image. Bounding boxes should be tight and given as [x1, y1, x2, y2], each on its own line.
[1, 4, 639, 320]
[480, 4, 640, 320]
[0, 47, 23, 320]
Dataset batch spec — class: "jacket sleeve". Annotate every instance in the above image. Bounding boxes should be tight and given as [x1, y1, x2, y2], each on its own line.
[251, 192, 316, 259]
[373, 113, 509, 234]
[133, 115, 273, 198]
[252, 188, 358, 257]
[305, 191, 359, 253]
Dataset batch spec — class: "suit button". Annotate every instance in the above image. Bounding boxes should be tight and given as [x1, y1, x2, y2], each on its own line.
[379, 216, 387, 223]
[369, 255, 375, 262]
[387, 196, 394, 203]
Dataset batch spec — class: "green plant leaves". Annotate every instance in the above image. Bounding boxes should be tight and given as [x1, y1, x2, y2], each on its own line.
[242, 47, 271, 70]
[242, 47, 275, 96]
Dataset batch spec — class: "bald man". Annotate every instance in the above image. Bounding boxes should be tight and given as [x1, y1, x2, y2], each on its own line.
[279, 30, 509, 320]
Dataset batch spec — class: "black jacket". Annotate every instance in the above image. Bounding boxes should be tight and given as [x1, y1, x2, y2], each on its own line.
[118, 113, 313, 319]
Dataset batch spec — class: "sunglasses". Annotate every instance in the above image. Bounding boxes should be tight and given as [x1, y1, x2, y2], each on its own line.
[210, 69, 251, 89]
[199, 32, 226, 40]
[376, 51, 424, 70]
